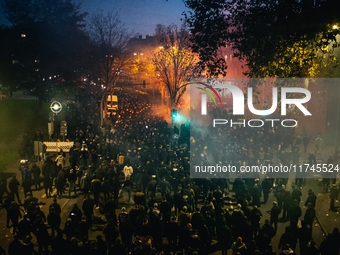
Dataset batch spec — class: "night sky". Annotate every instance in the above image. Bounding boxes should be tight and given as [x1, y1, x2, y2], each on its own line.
[0, 0, 188, 36]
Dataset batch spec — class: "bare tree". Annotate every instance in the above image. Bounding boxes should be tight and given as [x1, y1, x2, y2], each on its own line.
[152, 25, 197, 107]
[87, 10, 132, 89]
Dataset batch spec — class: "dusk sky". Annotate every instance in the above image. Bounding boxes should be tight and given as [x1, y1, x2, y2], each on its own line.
[0, 0, 188, 36]
[81, 0, 188, 36]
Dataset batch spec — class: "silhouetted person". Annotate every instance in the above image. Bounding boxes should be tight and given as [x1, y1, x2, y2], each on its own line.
[82, 195, 95, 228]
[270, 201, 281, 233]
[8, 234, 22, 255]
[6, 200, 22, 233]
[8, 175, 21, 204]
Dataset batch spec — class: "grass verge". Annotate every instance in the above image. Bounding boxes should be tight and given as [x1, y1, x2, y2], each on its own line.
[0, 99, 49, 171]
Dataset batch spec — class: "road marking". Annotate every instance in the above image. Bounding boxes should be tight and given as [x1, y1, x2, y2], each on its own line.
[61, 199, 70, 210]
[41, 188, 57, 199]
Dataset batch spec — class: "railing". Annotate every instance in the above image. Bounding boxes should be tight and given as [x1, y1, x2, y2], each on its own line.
[43, 141, 74, 152]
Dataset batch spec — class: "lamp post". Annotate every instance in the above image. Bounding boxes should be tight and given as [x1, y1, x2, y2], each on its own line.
[50, 101, 62, 139]
[335, 82, 340, 154]
[332, 24, 340, 155]
[100, 90, 109, 127]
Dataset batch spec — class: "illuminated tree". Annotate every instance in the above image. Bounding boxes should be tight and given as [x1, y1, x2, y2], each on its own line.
[151, 25, 197, 107]
[127, 52, 153, 83]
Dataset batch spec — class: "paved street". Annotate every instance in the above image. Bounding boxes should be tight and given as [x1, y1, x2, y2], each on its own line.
[0, 150, 339, 254]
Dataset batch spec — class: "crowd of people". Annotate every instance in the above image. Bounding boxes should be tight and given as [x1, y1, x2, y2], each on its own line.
[0, 89, 339, 255]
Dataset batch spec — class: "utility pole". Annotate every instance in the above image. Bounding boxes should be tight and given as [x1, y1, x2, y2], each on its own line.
[335, 83, 340, 154]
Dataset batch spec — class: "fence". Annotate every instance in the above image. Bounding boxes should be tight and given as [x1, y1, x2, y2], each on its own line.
[34, 141, 74, 154]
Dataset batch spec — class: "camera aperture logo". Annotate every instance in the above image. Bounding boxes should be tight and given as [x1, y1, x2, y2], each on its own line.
[196, 82, 223, 108]
[197, 82, 312, 128]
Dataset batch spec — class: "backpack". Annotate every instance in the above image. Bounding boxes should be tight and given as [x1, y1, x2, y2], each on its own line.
[22, 168, 31, 180]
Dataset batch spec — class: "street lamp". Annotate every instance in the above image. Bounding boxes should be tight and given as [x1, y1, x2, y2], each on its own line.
[50, 101, 62, 114]
[49, 101, 62, 139]
[333, 24, 338, 30]
[133, 52, 143, 61]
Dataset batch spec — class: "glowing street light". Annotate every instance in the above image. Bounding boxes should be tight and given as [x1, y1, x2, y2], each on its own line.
[134, 52, 143, 61]
[50, 101, 62, 114]
[333, 24, 338, 30]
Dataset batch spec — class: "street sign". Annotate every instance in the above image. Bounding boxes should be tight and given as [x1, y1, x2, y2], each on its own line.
[50, 101, 62, 114]
[48, 122, 54, 136]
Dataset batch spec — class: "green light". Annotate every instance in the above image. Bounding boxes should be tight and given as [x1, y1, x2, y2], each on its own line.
[171, 109, 177, 118]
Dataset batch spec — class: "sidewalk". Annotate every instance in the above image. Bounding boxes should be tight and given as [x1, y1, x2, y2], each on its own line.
[302, 146, 340, 235]
[315, 191, 340, 235]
